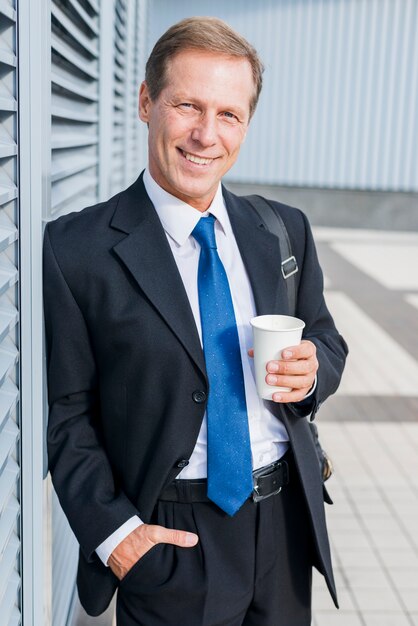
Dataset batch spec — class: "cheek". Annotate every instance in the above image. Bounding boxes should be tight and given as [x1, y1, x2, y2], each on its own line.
[223, 129, 246, 156]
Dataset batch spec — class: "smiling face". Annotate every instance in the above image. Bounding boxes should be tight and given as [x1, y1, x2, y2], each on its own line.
[139, 49, 254, 211]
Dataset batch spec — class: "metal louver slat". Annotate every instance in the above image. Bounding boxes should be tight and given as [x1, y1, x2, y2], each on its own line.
[51, 34, 99, 80]
[0, 381, 19, 432]
[51, 72, 98, 101]
[84, 0, 99, 14]
[0, 268, 17, 296]
[0, 2, 16, 21]
[51, 106, 98, 123]
[51, 4, 98, 58]
[51, 154, 97, 183]
[0, 342, 18, 387]
[0, 97, 16, 112]
[0, 533, 19, 602]
[0, 457, 18, 511]
[0, 2, 20, 621]
[0, 572, 20, 626]
[65, 0, 99, 36]
[0, 189, 17, 206]
[0, 49, 15, 67]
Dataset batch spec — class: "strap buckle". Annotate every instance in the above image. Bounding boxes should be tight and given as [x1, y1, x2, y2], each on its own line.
[281, 255, 298, 279]
[252, 483, 282, 503]
[251, 460, 288, 503]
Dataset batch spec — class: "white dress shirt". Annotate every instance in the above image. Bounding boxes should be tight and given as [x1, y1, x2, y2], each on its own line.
[96, 169, 312, 565]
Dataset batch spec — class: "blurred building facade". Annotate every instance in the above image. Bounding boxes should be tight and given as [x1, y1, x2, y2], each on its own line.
[0, 1, 416, 625]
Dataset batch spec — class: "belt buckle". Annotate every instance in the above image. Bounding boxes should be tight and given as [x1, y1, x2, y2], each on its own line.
[252, 461, 283, 503]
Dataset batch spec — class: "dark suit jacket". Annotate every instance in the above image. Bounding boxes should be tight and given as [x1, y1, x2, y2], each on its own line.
[43, 173, 348, 616]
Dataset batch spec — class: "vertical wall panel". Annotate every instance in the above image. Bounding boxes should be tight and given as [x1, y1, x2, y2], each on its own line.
[49, 1, 100, 624]
[125, 0, 143, 185]
[110, 0, 128, 194]
[0, 1, 21, 625]
[147, 0, 418, 191]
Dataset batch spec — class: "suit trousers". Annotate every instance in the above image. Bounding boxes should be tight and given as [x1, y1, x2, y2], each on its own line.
[116, 452, 314, 626]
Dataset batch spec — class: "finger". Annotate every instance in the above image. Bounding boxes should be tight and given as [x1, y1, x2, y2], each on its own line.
[248, 348, 254, 357]
[147, 525, 199, 548]
[270, 387, 313, 403]
[266, 373, 315, 390]
[266, 357, 318, 376]
[281, 340, 316, 360]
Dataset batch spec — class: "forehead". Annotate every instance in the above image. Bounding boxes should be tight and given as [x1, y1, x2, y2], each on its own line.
[164, 49, 254, 105]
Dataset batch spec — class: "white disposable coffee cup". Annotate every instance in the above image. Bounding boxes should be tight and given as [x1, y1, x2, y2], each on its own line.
[250, 314, 305, 400]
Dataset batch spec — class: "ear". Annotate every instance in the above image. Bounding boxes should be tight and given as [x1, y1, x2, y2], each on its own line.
[139, 81, 152, 122]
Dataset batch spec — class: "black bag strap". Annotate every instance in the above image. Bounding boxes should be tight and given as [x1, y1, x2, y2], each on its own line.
[244, 195, 298, 316]
[245, 195, 333, 482]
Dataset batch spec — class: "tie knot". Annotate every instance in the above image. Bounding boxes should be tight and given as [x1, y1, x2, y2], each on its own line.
[192, 215, 217, 250]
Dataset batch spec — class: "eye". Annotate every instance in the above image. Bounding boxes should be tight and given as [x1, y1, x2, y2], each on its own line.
[178, 103, 194, 109]
[221, 111, 239, 122]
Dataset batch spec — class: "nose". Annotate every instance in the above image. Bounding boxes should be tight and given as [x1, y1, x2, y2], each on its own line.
[191, 114, 217, 147]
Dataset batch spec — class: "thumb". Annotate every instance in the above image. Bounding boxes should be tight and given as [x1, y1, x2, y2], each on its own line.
[150, 525, 199, 548]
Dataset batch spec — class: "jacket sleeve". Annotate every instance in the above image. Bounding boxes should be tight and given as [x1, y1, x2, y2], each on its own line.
[288, 209, 348, 419]
[43, 224, 139, 562]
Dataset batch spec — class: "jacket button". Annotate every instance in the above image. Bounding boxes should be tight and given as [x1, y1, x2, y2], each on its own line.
[192, 390, 207, 404]
[176, 459, 189, 468]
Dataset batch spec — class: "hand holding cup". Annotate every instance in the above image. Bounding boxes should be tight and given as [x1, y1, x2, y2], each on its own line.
[249, 315, 318, 403]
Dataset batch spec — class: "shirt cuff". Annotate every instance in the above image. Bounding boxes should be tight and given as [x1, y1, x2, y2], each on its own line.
[95, 516, 143, 566]
[299, 374, 317, 402]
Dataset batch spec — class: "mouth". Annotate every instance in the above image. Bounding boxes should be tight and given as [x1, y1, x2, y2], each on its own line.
[178, 149, 217, 166]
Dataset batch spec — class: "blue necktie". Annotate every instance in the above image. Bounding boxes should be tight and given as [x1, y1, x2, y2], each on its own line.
[192, 216, 253, 516]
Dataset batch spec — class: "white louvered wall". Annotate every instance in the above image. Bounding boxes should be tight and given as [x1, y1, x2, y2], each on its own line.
[0, 1, 21, 625]
[147, 0, 418, 192]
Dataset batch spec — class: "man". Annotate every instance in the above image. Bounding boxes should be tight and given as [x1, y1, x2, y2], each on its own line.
[44, 17, 348, 626]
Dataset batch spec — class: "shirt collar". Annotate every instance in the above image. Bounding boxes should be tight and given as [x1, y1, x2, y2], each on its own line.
[143, 168, 229, 246]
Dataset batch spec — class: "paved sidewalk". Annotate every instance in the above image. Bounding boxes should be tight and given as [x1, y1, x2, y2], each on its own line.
[312, 227, 418, 626]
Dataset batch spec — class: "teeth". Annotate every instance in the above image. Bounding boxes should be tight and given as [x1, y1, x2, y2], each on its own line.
[182, 151, 213, 165]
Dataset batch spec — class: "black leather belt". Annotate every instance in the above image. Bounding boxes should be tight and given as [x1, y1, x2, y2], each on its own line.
[159, 454, 290, 505]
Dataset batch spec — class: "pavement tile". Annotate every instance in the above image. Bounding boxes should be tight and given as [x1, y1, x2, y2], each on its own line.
[336, 548, 381, 569]
[331, 531, 373, 550]
[387, 568, 418, 589]
[361, 613, 411, 626]
[327, 517, 363, 532]
[397, 589, 418, 612]
[313, 589, 356, 612]
[313, 611, 363, 626]
[379, 549, 418, 569]
[369, 531, 413, 550]
[362, 516, 405, 532]
[351, 587, 403, 611]
[343, 567, 391, 589]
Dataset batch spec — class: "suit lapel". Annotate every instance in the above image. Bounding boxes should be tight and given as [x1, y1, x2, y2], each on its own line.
[223, 186, 289, 316]
[110, 175, 206, 378]
[109, 178, 287, 378]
